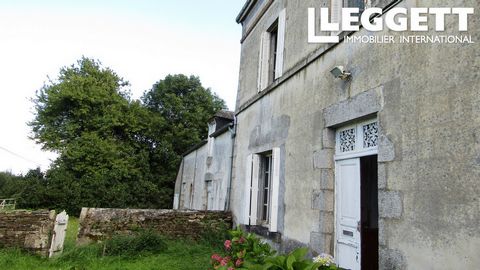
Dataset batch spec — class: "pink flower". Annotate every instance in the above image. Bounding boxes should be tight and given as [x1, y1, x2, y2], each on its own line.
[211, 253, 222, 262]
[239, 237, 245, 244]
[224, 240, 232, 249]
[228, 268, 235, 270]
[235, 258, 243, 267]
[220, 256, 231, 266]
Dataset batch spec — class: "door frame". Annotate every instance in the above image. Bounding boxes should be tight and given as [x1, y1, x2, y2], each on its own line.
[333, 118, 378, 269]
[335, 158, 362, 269]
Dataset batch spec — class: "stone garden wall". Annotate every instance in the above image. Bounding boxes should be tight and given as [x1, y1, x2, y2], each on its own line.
[0, 210, 56, 256]
[77, 208, 232, 245]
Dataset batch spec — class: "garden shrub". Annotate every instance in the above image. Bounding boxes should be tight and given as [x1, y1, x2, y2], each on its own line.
[103, 230, 167, 257]
[209, 228, 339, 270]
[247, 248, 339, 270]
[210, 227, 275, 269]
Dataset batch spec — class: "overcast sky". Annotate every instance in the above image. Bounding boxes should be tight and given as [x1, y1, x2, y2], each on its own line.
[0, 0, 244, 174]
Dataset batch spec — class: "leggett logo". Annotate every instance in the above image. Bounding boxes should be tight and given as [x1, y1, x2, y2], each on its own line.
[308, 7, 474, 44]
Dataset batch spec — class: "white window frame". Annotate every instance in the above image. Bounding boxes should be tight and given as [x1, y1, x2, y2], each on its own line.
[257, 9, 286, 92]
[243, 148, 280, 232]
[335, 118, 378, 161]
[258, 154, 272, 225]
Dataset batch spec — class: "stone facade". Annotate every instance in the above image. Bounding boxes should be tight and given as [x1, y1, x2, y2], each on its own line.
[77, 208, 232, 245]
[0, 210, 56, 256]
[229, 0, 480, 269]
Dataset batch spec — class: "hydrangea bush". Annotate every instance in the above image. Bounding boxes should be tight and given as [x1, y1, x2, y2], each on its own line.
[210, 227, 275, 269]
[313, 253, 338, 269]
[209, 228, 339, 270]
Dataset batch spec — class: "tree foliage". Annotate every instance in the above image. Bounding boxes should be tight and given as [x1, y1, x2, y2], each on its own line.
[142, 74, 226, 154]
[0, 168, 49, 210]
[15, 58, 226, 214]
[142, 74, 226, 190]
[0, 171, 25, 199]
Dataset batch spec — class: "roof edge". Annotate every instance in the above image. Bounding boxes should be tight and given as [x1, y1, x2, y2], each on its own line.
[182, 140, 207, 157]
[208, 110, 235, 122]
[236, 0, 257, 23]
[210, 123, 233, 138]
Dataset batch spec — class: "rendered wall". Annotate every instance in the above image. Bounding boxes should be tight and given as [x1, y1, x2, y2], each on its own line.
[176, 129, 233, 211]
[232, 0, 479, 269]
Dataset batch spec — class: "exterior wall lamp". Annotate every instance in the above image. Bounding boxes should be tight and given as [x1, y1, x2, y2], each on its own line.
[330, 66, 351, 80]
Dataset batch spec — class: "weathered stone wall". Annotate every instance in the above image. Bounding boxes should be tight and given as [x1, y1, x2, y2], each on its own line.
[0, 210, 55, 256]
[232, 0, 479, 268]
[77, 208, 232, 245]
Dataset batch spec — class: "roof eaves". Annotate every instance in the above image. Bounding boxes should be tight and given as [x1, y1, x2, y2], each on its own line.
[209, 123, 233, 138]
[236, 0, 257, 23]
[182, 140, 208, 157]
[208, 110, 235, 122]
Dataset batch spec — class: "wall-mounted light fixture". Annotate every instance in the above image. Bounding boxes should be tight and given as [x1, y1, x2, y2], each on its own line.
[330, 66, 351, 80]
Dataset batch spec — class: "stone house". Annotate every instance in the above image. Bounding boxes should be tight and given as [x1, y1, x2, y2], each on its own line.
[173, 111, 235, 211]
[175, 0, 479, 269]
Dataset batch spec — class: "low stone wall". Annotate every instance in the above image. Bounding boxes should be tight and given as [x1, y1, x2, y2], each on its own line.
[77, 208, 232, 245]
[0, 210, 55, 256]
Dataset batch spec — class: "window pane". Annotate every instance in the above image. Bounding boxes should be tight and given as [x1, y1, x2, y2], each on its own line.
[268, 23, 278, 83]
[259, 154, 273, 223]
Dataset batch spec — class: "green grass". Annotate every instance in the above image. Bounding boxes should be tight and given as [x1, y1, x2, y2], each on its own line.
[0, 217, 221, 270]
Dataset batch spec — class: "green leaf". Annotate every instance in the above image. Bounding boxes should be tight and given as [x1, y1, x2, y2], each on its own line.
[286, 254, 296, 269]
[267, 255, 286, 267]
[290, 247, 309, 261]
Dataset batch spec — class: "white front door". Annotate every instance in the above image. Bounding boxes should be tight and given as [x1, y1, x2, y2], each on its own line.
[336, 158, 361, 270]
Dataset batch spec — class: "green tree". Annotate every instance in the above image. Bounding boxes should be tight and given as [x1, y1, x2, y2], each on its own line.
[0, 171, 24, 198]
[30, 57, 132, 151]
[0, 168, 47, 210]
[142, 74, 226, 153]
[142, 74, 226, 185]
[28, 59, 226, 214]
[17, 168, 50, 210]
[29, 58, 168, 214]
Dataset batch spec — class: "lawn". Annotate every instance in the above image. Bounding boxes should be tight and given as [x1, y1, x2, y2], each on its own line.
[0, 217, 221, 270]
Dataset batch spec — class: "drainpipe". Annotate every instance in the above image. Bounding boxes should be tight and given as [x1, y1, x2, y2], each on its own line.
[224, 117, 237, 211]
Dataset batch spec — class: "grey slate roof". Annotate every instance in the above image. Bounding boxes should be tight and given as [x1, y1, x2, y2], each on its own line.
[214, 110, 234, 120]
